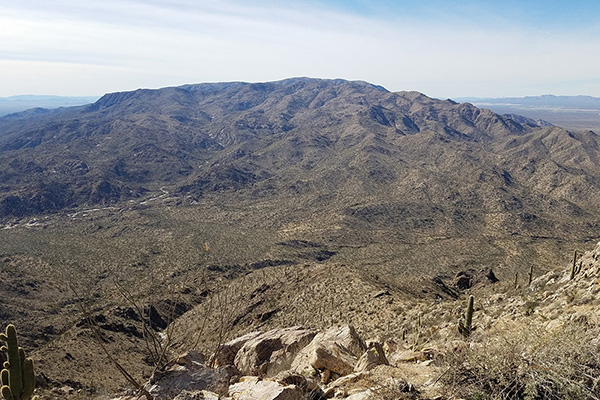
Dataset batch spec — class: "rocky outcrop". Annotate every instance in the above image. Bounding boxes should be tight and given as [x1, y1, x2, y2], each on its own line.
[229, 377, 303, 400]
[530, 241, 600, 306]
[452, 268, 499, 290]
[291, 325, 367, 377]
[144, 351, 230, 399]
[212, 331, 262, 367]
[354, 342, 388, 372]
[234, 326, 317, 377]
[110, 324, 428, 400]
[575, 241, 600, 278]
[273, 371, 322, 397]
[173, 390, 220, 400]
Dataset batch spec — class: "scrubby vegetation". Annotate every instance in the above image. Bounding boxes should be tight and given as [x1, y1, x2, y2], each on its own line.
[4, 241, 600, 399]
[445, 320, 600, 399]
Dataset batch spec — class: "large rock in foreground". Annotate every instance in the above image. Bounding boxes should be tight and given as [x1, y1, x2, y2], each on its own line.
[213, 331, 262, 367]
[234, 326, 317, 377]
[144, 351, 230, 399]
[229, 377, 303, 400]
[110, 324, 401, 400]
[354, 342, 389, 372]
[292, 325, 367, 377]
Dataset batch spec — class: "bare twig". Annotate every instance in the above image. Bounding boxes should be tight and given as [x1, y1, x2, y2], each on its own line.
[69, 283, 153, 400]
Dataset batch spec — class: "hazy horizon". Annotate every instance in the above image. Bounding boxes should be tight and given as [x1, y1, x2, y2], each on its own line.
[3, 0, 600, 98]
[3, 79, 600, 103]
[3, 81, 600, 103]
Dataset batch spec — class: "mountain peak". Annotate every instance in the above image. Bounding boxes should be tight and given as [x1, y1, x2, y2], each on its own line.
[0, 78, 596, 231]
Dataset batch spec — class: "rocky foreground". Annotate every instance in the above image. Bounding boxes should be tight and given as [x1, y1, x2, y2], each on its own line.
[109, 324, 432, 400]
[89, 241, 600, 400]
[24, 240, 600, 400]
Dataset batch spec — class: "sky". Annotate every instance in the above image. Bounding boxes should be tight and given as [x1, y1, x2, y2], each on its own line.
[1, 0, 600, 99]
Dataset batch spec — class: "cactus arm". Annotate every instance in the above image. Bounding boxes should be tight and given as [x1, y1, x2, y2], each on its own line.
[1, 369, 8, 386]
[1, 370, 11, 400]
[1, 385, 14, 400]
[21, 359, 35, 400]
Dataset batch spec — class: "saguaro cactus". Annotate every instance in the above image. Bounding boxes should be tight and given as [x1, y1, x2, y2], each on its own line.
[0, 325, 36, 400]
[570, 250, 581, 280]
[458, 295, 474, 338]
[528, 265, 534, 287]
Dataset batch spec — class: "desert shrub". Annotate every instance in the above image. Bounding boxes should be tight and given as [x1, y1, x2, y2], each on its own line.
[443, 319, 600, 399]
[523, 300, 538, 316]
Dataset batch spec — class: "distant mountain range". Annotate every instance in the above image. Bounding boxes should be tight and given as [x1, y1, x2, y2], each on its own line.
[0, 95, 99, 117]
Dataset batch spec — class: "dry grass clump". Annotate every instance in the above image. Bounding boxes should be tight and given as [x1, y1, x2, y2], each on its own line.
[443, 319, 600, 399]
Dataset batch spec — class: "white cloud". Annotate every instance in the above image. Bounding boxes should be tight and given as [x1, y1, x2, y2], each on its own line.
[1, 0, 600, 97]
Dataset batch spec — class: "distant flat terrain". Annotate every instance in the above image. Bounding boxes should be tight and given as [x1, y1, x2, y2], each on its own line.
[456, 95, 600, 132]
[0, 95, 99, 116]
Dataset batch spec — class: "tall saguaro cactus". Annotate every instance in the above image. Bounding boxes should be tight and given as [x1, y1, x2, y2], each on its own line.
[570, 250, 581, 280]
[458, 295, 474, 338]
[528, 265, 534, 287]
[0, 325, 36, 400]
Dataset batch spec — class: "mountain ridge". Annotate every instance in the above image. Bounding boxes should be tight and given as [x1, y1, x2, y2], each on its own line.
[1, 79, 599, 236]
[1, 77, 599, 278]
[0, 78, 540, 217]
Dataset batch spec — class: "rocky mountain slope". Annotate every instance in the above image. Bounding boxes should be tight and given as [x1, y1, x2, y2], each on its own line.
[26, 240, 600, 399]
[2, 78, 599, 224]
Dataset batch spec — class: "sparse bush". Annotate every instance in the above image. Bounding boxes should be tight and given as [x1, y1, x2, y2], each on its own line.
[523, 300, 538, 316]
[443, 319, 600, 399]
